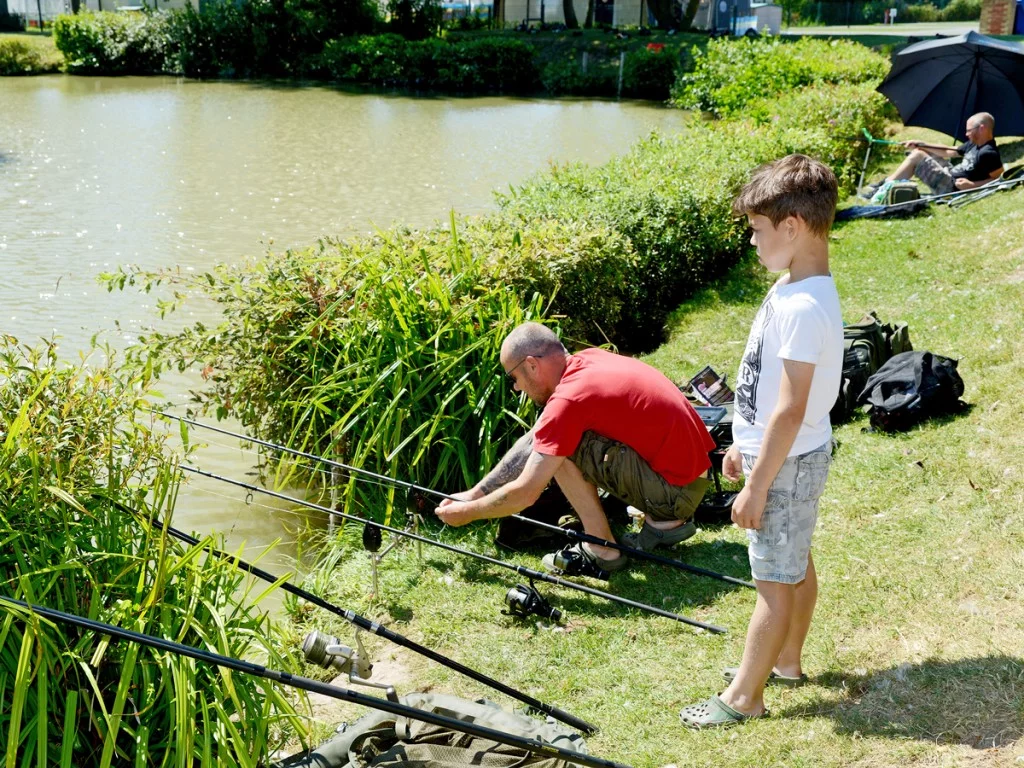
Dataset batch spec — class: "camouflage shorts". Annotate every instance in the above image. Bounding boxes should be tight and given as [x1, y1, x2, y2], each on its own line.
[741, 442, 832, 584]
[914, 155, 956, 195]
[570, 431, 709, 523]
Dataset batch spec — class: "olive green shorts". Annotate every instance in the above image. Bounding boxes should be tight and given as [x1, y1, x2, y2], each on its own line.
[569, 431, 709, 523]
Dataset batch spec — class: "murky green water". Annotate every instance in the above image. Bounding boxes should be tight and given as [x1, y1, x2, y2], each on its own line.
[1, 74, 688, 572]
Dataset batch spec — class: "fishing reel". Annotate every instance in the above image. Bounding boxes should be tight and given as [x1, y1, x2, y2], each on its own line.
[302, 629, 398, 701]
[503, 579, 561, 623]
[547, 547, 609, 581]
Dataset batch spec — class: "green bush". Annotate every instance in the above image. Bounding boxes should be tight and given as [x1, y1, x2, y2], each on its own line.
[53, 11, 171, 74]
[898, 2, 939, 21]
[671, 36, 890, 116]
[104, 226, 564, 510]
[939, 0, 981, 21]
[319, 34, 537, 91]
[539, 54, 616, 96]
[0, 37, 61, 74]
[744, 82, 896, 192]
[623, 47, 680, 100]
[0, 337, 306, 765]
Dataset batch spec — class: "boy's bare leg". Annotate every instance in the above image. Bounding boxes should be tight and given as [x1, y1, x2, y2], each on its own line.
[719, 580, 796, 716]
[774, 553, 817, 678]
[553, 459, 619, 559]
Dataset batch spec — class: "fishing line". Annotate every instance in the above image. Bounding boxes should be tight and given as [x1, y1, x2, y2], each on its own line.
[162, 413, 754, 590]
[180, 465, 728, 634]
[0, 596, 627, 768]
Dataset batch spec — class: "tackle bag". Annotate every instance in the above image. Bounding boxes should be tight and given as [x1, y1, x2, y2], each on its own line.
[273, 692, 588, 768]
[830, 312, 914, 424]
[856, 351, 965, 432]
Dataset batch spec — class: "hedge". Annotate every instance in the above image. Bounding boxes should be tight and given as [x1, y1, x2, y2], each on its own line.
[671, 36, 890, 116]
[0, 36, 62, 74]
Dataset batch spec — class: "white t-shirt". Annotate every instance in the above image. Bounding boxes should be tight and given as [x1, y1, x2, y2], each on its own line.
[732, 274, 843, 457]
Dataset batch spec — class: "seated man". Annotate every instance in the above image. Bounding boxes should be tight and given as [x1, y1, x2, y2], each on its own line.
[435, 322, 715, 572]
[864, 112, 1003, 197]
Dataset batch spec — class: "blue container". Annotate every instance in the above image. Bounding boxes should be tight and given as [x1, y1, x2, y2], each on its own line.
[1015, 0, 1024, 34]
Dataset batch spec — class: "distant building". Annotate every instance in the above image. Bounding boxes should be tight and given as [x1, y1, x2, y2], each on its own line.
[500, 0, 649, 27]
[692, 0, 780, 32]
[7, 0, 194, 25]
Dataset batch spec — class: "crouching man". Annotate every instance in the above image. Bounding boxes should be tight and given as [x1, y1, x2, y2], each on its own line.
[435, 322, 715, 573]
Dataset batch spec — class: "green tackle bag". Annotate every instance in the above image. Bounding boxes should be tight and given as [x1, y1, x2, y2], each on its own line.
[830, 312, 913, 424]
[273, 692, 589, 768]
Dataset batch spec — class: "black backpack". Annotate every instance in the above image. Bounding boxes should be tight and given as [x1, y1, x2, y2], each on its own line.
[857, 351, 965, 432]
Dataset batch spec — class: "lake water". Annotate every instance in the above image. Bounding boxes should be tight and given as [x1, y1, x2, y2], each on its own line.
[0, 74, 689, 573]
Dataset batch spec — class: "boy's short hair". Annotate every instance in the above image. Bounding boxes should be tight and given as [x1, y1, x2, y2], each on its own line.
[733, 154, 839, 239]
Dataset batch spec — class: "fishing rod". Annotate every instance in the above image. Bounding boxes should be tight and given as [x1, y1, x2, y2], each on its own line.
[181, 465, 727, 634]
[104, 497, 597, 735]
[159, 413, 754, 590]
[0, 597, 630, 768]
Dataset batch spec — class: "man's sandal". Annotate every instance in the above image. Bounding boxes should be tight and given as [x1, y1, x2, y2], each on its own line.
[721, 667, 808, 687]
[679, 695, 768, 730]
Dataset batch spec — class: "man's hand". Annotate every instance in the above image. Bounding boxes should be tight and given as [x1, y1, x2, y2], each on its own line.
[722, 444, 743, 483]
[904, 140, 923, 149]
[435, 499, 478, 527]
[954, 177, 972, 190]
[731, 485, 768, 530]
[435, 490, 482, 527]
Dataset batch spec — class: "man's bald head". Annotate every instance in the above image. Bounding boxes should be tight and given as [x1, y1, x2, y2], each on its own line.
[971, 112, 995, 131]
[501, 323, 566, 361]
[968, 113, 995, 143]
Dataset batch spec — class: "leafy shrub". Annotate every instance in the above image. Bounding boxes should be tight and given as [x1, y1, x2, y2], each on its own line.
[744, 82, 896, 192]
[104, 227, 559, 510]
[53, 11, 171, 74]
[319, 35, 537, 91]
[672, 36, 889, 116]
[623, 47, 680, 100]
[0, 37, 61, 74]
[939, 0, 981, 21]
[539, 55, 616, 96]
[501, 78, 892, 348]
[898, 2, 939, 21]
[0, 337, 306, 765]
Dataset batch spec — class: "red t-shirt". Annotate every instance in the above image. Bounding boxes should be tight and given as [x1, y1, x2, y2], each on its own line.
[532, 348, 714, 486]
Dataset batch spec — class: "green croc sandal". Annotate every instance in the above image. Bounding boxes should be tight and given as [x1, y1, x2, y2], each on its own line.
[679, 695, 767, 730]
[721, 667, 808, 687]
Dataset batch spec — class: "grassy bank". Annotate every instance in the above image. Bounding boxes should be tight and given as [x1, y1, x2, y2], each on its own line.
[0, 32, 61, 74]
[291, 143, 1024, 765]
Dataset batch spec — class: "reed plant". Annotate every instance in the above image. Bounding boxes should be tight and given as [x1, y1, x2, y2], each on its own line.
[103, 219, 574, 520]
[0, 337, 307, 766]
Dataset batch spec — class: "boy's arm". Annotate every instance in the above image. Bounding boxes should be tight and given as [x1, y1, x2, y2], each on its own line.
[731, 358, 816, 530]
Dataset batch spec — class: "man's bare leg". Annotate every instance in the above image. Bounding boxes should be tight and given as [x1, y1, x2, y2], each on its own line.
[773, 553, 817, 678]
[886, 149, 927, 182]
[553, 459, 619, 559]
[718, 580, 795, 716]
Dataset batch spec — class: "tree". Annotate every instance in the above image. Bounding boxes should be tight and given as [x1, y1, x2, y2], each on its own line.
[648, 0, 682, 27]
[563, 0, 580, 27]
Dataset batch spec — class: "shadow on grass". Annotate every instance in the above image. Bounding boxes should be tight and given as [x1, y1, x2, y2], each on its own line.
[1000, 138, 1024, 167]
[784, 655, 1024, 748]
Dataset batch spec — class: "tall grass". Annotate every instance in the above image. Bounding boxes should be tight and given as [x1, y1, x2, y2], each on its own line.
[0, 337, 307, 766]
[104, 223, 551, 519]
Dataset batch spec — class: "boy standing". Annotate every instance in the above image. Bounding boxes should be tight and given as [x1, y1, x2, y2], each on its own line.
[680, 154, 843, 728]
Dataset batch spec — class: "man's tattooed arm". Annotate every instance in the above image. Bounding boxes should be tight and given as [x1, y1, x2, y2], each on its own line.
[476, 429, 535, 496]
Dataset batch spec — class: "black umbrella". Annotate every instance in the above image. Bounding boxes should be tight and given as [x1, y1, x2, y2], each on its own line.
[877, 31, 1024, 141]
